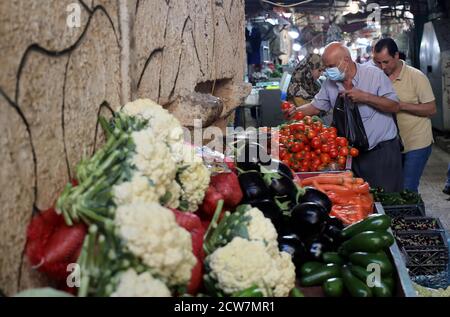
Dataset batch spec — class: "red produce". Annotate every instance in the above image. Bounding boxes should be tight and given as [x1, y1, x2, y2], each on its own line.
[25, 208, 87, 282]
[210, 172, 243, 207]
[172, 209, 205, 295]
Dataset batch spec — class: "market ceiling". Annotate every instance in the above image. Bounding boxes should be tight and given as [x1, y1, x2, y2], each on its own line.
[245, 0, 429, 16]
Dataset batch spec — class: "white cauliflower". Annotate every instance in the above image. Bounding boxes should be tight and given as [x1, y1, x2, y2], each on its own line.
[112, 173, 160, 206]
[111, 128, 176, 206]
[162, 181, 182, 209]
[206, 237, 296, 297]
[246, 208, 279, 257]
[111, 269, 171, 297]
[114, 202, 196, 287]
[131, 128, 177, 197]
[178, 144, 210, 211]
[121, 99, 185, 163]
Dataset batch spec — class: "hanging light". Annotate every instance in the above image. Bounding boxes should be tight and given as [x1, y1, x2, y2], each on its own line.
[313, 48, 319, 54]
[293, 43, 302, 52]
[289, 30, 300, 39]
[348, 0, 360, 14]
[298, 55, 306, 61]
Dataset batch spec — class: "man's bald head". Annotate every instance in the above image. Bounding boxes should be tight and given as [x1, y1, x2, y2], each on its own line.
[322, 42, 351, 67]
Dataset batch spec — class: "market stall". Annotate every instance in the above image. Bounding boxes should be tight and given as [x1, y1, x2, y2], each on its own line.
[16, 98, 449, 298]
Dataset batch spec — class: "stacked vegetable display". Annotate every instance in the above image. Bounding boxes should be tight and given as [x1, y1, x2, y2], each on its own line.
[277, 104, 359, 173]
[298, 214, 397, 297]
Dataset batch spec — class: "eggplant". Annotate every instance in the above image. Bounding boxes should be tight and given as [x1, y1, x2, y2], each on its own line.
[235, 142, 270, 171]
[321, 224, 344, 251]
[260, 159, 294, 180]
[327, 216, 344, 230]
[290, 202, 328, 240]
[262, 171, 298, 200]
[238, 171, 272, 202]
[278, 234, 308, 269]
[247, 199, 283, 232]
[299, 187, 332, 213]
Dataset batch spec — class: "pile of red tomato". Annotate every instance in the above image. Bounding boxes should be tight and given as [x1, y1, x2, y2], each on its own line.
[277, 102, 359, 173]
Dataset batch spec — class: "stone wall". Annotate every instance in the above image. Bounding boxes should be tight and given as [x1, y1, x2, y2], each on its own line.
[0, 0, 250, 296]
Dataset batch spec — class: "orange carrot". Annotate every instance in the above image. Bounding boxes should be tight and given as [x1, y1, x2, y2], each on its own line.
[302, 176, 345, 186]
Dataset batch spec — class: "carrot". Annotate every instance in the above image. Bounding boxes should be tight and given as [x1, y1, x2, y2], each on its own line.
[312, 180, 328, 193]
[351, 183, 370, 194]
[319, 171, 354, 178]
[302, 176, 345, 186]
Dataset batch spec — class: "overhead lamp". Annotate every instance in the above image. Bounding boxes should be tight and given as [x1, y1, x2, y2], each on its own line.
[293, 43, 302, 52]
[313, 48, 319, 54]
[282, 12, 292, 18]
[298, 55, 306, 61]
[289, 30, 300, 39]
[319, 16, 325, 20]
[348, 0, 360, 14]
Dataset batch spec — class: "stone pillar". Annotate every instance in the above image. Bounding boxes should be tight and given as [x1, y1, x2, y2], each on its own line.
[0, 0, 250, 295]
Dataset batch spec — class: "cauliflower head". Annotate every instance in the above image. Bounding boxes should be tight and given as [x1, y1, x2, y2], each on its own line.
[246, 207, 279, 257]
[178, 144, 210, 211]
[111, 269, 171, 297]
[112, 173, 160, 206]
[121, 99, 185, 161]
[206, 237, 295, 297]
[114, 202, 196, 287]
[132, 128, 177, 195]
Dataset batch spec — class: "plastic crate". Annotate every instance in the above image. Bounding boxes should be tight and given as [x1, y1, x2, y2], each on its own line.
[392, 216, 445, 232]
[383, 203, 426, 217]
[395, 231, 449, 268]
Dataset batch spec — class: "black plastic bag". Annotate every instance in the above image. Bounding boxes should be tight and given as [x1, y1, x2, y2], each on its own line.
[332, 95, 369, 152]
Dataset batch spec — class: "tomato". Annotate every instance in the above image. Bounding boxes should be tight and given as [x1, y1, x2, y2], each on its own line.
[304, 152, 312, 161]
[337, 156, 347, 166]
[312, 158, 321, 166]
[329, 149, 339, 159]
[304, 145, 311, 152]
[321, 144, 330, 153]
[303, 116, 313, 125]
[328, 127, 338, 134]
[317, 164, 327, 171]
[293, 152, 303, 161]
[310, 152, 318, 159]
[307, 130, 317, 140]
[311, 137, 321, 149]
[301, 160, 310, 169]
[290, 143, 301, 153]
[297, 134, 308, 143]
[293, 111, 305, 121]
[315, 149, 322, 155]
[328, 132, 338, 140]
[281, 101, 293, 111]
[299, 167, 309, 173]
[336, 137, 348, 147]
[279, 136, 289, 145]
[312, 121, 323, 132]
[280, 128, 290, 137]
[350, 147, 359, 157]
[320, 153, 331, 164]
[339, 147, 349, 157]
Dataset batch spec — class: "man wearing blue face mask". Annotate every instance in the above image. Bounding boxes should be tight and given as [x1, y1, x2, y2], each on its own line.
[289, 42, 403, 192]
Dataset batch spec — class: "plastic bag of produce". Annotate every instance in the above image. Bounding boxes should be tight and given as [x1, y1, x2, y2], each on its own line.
[332, 95, 369, 152]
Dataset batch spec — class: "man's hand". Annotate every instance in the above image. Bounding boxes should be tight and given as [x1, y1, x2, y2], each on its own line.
[287, 103, 321, 119]
[344, 88, 369, 104]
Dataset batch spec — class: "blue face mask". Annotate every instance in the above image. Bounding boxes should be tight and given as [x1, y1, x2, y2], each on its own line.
[325, 60, 346, 81]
